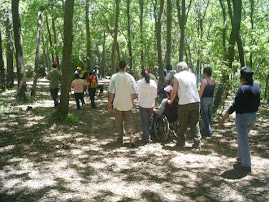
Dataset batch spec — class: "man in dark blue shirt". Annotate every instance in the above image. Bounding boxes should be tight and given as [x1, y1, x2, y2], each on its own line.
[219, 67, 261, 173]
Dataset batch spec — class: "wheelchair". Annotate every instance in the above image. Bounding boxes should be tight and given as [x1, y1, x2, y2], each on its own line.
[150, 114, 178, 142]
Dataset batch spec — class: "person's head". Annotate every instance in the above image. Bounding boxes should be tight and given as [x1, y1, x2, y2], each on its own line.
[95, 65, 99, 70]
[164, 85, 173, 98]
[75, 73, 80, 79]
[166, 64, 172, 71]
[141, 68, 150, 83]
[238, 66, 254, 84]
[76, 67, 81, 72]
[203, 67, 212, 77]
[119, 61, 127, 70]
[177, 62, 188, 72]
[52, 62, 58, 68]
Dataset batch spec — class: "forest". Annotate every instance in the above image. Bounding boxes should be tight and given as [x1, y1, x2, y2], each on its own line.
[0, 0, 268, 111]
[0, 0, 269, 201]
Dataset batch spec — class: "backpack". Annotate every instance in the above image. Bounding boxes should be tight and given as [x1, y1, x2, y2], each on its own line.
[89, 75, 98, 88]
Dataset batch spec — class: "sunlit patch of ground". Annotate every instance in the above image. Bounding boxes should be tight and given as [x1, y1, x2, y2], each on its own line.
[0, 78, 268, 201]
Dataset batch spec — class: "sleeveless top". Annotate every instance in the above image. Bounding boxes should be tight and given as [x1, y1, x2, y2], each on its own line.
[202, 78, 216, 97]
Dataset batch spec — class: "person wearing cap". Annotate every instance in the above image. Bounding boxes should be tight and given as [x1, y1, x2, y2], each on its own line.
[199, 67, 216, 137]
[219, 67, 260, 173]
[137, 68, 157, 144]
[108, 60, 137, 145]
[93, 65, 100, 79]
[168, 61, 202, 149]
[153, 85, 178, 122]
[47, 62, 61, 107]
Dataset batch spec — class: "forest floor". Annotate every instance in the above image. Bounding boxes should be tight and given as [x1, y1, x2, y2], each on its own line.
[0, 79, 268, 202]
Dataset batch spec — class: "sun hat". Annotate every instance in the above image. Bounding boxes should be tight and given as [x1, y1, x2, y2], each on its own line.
[164, 85, 173, 93]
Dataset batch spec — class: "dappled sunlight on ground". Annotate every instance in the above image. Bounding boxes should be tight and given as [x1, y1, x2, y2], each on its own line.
[0, 78, 268, 201]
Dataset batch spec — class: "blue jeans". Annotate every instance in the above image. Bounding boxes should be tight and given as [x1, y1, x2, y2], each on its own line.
[236, 113, 256, 167]
[50, 88, 59, 107]
[139, 106, 153, 143]
[201, 97, 214, 134]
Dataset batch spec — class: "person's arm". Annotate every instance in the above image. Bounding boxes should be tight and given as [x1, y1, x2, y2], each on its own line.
[219, 111, 230, 127]
[108, 93, 114, 111]
[168, 78, 178, 105]
[199, 79, 207, 98]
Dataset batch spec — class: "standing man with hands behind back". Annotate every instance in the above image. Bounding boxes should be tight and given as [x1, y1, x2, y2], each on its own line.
[108, 61, 137, 146]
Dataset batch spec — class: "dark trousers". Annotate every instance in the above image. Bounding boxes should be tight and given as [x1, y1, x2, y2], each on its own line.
[88, 88, 96, 108]
[74, 92, 85, 109]
[177, 102, 201, 146]
[50, 88, 59, 107]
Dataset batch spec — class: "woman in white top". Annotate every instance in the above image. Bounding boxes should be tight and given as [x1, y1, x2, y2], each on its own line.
[137, 69, 158, 143]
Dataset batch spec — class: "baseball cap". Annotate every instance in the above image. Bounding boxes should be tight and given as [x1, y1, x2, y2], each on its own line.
[164, 85, 173, 93]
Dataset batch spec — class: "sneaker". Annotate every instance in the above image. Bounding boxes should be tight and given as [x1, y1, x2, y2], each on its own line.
[233, 164, 251, 173]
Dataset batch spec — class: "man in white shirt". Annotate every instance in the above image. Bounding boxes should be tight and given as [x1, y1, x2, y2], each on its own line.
[108, 61, 137, 145]
[168, 62, 202, 149]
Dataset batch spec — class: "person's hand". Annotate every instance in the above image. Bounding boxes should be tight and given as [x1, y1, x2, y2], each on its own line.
[108, 103, 112, 111]
[167, 100, 172, 105]
[219, 118, 225, 127]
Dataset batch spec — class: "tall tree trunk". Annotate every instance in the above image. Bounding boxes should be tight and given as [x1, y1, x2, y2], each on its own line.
[0, 27, 5, 90]
[5, 14, 14, 89]
[46, 15, 55, 62]
[127, 0, 133, 69]
[166, 0, 172, 65]
[177, 0, 193, 62]
[42, 36, 51, 72]
[219, 0, 227, 60]
[111, 0, 120, 73]
[56, 0, 75, 117]
[31, 9, 43, 97]
[249, 0, 254, 68]
[153, 0, 165, 83]
[86, 0, 92, 68]
[101, 31, 106, 77]
[227, 0, 245, 69]
[52, 19, 60, 65]
[139, 0, 144, 67]
[12, 0, 27, 101]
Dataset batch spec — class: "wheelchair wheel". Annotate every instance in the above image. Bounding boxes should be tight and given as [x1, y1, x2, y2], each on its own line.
[153, 115, 170, 142]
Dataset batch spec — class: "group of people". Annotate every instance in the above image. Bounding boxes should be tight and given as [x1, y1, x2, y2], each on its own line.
[108, 60, 260, 174]
[47, 63, 101, 110]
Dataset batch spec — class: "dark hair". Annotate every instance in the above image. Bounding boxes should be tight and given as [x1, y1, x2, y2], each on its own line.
[119, 61, 127, 69]
[75, 73, 80, 79]
[166, 64, 172, 71]
[203, 67, 212, 77]
[141, 69, 150, 83]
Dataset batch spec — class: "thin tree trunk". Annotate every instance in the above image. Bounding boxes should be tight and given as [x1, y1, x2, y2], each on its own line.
[177, 0, 192, 62]
[5, 14, 14, 89]
[101, 31, 106, 77]
[219, 0, 227, 60]
[166, 0, 172, 65]
[52, 19, 60, 65]
[139, 0, 144, 67]
[111, 0, 120, 73]
[249, 0, 254, 68]
[31, 9, 43, 97]
[56, 0, 75, 117]
[127, 0, 133, 69]
[12, 0, 27, 101]
[0, 27, 5, 90]
[153, 0, 165, 83]
[46, 15, 55, 62]
[42, 36, 50, 72]
[86, 0, 92, 68]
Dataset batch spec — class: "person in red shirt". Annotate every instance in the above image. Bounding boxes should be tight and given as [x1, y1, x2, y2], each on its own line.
[87, 71, 98, 109]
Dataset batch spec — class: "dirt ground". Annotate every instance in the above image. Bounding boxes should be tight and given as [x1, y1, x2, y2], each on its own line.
[0, 79, 268, 202]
